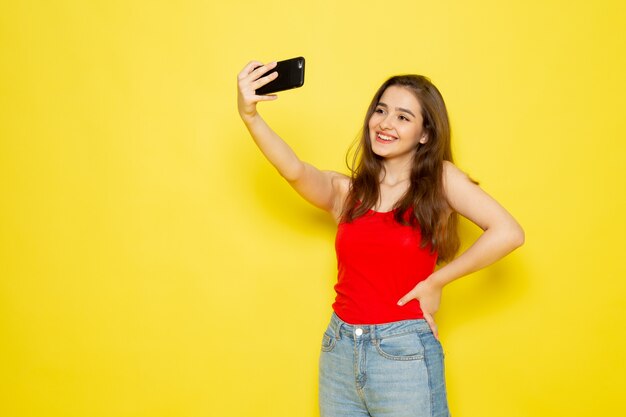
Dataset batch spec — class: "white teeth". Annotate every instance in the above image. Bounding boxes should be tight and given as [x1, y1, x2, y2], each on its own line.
[378, 133, 395, 141]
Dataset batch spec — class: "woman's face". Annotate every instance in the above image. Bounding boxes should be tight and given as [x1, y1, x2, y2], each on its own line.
[368, 85, 428, 162]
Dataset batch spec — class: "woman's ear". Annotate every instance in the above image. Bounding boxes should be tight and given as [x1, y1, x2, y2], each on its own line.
[419, 134, 428, 144]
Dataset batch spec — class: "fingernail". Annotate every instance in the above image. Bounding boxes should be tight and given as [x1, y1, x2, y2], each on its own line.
[397, 300, 403, 306]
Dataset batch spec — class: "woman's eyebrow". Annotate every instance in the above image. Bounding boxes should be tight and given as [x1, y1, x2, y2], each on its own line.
[377, 102, 416, 118]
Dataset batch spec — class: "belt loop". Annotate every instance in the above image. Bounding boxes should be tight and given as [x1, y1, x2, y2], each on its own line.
[369, 324, 377, 341]
[332, 315, 342, 340]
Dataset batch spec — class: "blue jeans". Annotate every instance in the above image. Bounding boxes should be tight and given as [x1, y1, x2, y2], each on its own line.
[319, 313, 450, 417]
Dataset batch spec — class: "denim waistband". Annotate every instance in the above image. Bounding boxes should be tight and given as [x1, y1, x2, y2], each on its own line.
[329, 312, 431, 341]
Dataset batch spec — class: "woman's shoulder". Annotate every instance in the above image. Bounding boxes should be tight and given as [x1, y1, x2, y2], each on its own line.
[442, 160, 463, 177]
[442, 160, 474, 188]
[441, 160, 475, 215]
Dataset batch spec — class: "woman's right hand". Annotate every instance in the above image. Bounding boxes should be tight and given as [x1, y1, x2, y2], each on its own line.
[237, 61, 279, 123]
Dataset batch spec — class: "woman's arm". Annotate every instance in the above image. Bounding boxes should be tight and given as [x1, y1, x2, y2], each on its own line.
[431, 161, 525, 286]
[398, 161, 525, 337]
[237, 61, 348, 216]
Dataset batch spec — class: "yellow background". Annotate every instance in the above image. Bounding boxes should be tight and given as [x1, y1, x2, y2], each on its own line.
[1, 1, 625, 416]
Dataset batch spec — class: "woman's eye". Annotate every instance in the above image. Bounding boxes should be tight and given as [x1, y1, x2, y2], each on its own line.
[375, 108, 385, 114]
[399, 115, 409, 121]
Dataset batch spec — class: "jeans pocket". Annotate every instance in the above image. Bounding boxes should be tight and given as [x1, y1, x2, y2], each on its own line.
[374, 332, 425, 361]
[419, 330, 445, 355]
[321, 333, 336, 352]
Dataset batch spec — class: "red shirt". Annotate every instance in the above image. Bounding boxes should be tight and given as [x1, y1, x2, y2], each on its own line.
[332, 208, 438, 324]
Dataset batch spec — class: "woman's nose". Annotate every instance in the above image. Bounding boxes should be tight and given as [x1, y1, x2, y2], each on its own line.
[379, 115, 393, 130]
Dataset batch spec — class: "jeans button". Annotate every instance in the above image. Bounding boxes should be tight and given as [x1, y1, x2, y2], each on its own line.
[355, 328, 363, 336]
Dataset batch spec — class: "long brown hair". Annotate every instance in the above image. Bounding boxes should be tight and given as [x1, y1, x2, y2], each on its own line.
[342, 75, 462, 263]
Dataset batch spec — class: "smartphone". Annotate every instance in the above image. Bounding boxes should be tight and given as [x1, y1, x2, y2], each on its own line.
[255, 57, 305, 95]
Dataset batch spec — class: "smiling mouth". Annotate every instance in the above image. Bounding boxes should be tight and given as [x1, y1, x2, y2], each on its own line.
[376, 133, 397, 142]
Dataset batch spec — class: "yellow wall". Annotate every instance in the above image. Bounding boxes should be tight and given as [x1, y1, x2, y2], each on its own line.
[2, 1, 625, 416]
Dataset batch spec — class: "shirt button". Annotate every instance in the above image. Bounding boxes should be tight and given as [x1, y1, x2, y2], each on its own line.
[355, 328, 363, 336]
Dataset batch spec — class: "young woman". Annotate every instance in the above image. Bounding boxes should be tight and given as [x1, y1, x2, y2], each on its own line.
[237, 60, 524, 417]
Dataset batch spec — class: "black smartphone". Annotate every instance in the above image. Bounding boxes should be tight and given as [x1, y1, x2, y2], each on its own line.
[255, 57, 305, 95]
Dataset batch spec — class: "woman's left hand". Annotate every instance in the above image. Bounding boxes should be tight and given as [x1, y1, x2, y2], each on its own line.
[397, 278, 443, 340]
